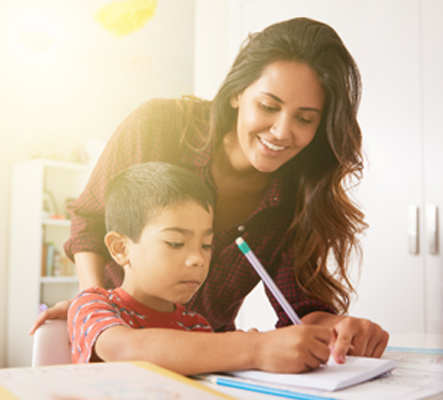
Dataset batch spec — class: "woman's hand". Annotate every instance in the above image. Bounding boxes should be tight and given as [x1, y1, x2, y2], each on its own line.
[28, 300, 72, 335]
[29, 252, 104, 335]
[302, 312, 389, 364]
[330, 315, 389, 362]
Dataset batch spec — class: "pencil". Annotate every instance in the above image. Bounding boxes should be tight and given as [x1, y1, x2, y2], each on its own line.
[235, 237, 302, 325]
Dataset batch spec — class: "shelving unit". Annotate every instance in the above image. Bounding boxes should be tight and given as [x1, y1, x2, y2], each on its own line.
[40, 277, 79, 284]
[42, 219, 71, 227]
[7, 159, 92, 367]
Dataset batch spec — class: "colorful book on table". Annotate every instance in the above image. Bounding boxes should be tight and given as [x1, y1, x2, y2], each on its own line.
[0, 361, 236, 400]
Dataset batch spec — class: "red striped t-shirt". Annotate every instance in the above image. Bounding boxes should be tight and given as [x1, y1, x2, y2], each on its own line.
[68, 286, 213, 363]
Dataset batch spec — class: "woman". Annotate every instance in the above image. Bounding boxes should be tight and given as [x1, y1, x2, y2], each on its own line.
[31, 17, 388, 367]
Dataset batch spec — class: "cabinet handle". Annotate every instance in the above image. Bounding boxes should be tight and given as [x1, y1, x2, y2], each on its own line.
[408, 205, 419, 255]
[426, 205, 439, 255]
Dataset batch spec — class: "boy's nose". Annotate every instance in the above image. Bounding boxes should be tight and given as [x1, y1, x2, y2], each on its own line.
[185, 249, 206, 268]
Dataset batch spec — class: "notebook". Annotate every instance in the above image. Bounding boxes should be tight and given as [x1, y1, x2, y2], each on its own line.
[0, 361, 236, 400]
[209, 356, 396, 392]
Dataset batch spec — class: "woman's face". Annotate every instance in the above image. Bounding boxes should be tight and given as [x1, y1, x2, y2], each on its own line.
[229, 60, 325, 174]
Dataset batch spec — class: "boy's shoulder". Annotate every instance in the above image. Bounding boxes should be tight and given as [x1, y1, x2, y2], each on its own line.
[73, 285, 112, 299]
[69, 286, 120, 312]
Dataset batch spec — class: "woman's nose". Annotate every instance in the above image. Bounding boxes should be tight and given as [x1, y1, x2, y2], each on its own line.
[270, 114, 292, 140]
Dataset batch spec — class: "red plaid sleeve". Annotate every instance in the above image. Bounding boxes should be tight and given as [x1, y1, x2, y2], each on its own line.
[64, 99, 185, 261]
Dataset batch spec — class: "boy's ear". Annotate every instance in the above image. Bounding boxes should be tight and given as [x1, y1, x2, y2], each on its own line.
[104, 231, 130, 266]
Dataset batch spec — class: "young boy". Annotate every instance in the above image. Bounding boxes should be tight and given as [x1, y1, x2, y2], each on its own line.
[68, 162, 332, 376]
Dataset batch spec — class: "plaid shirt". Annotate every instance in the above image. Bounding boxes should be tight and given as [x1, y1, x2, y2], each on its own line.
[65, 98, 334, 332]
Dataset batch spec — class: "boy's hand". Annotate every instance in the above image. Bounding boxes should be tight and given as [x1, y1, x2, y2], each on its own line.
[253, 325, 331, 373]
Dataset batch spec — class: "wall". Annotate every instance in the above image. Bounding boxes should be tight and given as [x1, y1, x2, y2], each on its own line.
[0, 0, 195, 368]
[194, 0, 231, 100]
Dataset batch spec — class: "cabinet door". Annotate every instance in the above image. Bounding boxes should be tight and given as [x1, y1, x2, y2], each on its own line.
[422, 0, 443, 334]
[230, 0, 425, 333]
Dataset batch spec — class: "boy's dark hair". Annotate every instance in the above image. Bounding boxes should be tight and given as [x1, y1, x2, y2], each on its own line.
[105, 162, 214, 242]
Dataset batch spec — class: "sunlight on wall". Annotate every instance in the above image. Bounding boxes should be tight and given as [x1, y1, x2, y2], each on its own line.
[0, 0, 193, 154]
[4, 5, 63, 80]
[3, 2, 79, 113]
[0, 0, 195, 368]
[6, 6, 61, 54]
[95, 0, 158, 37]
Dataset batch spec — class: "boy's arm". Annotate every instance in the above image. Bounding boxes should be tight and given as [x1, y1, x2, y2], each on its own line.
[95, 323, 331, 376]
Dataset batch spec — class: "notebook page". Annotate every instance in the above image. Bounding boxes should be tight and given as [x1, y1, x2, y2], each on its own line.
[227, 356, 396, 391]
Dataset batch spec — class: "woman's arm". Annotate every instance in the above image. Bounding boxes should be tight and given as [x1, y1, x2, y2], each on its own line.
[95, 324, 332, 376]
[64, 100, 162, 265]
[75, 252, 105, 291]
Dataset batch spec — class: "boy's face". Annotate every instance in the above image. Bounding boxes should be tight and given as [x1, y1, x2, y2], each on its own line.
[122, 201, 214, 312]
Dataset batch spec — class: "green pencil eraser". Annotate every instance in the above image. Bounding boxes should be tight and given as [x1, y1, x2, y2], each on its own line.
[235, 237, 251, 254]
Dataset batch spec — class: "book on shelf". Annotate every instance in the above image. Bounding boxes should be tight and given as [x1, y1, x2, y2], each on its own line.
[46, 242, 55, 276]
[40, 243, 47, 277]
[40, 242, 55, 277]
[41, 243, 76, 277]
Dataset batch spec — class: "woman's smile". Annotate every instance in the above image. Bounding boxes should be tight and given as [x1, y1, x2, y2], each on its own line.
[227, 60, 325, 174]
[257, 136, 288, 153]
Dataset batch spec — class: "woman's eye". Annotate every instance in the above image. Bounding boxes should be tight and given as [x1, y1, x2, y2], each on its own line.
[166, 242, 184, 249]
[259, 102, 278, 112]
[296, 115, 312, 125]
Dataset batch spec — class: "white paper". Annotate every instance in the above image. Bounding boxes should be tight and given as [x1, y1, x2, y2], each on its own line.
[201, 351, 443, 400]
[383, 348, 443, 374]
[227, 356, 396, 391]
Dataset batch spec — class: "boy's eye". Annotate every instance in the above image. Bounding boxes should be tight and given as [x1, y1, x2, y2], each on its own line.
[166, 242, 184, 249]
[202, 244, 213, 251]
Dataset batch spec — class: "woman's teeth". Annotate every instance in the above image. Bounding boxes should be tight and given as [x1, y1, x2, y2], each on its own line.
[259, 137, 286, 151]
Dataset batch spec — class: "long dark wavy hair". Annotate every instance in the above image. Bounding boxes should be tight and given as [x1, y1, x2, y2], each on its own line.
[183, 17, 367, 314]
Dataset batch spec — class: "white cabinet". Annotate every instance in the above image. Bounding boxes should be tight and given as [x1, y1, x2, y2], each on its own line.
[421, 0, 443, 334]
[224, 0, 442, 334]
[7, 159, 91, 367]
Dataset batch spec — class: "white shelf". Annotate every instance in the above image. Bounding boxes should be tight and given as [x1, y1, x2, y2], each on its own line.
[8, 158, 92, 367]
[42, 218, 71, 227]
[31, 158, 92, 172]
[40, 276, 78, 284]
